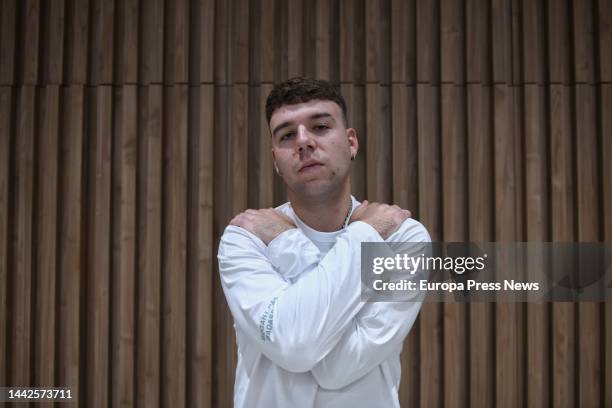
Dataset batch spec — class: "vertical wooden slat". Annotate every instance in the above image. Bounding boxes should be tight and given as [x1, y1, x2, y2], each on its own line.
[550, 84, 576, 408]
[85, 86, 112, 407]
[598, 0, 612, 82]
[492, 0, 512, 84]
[494, 84, 523, 408]
[0, 0, 16, 84]
[32, 87, 59, 408]
[548, 0, 571, 84]
[11, 86, 35, 387]
[136, 85, 162, 408]
[0, 87, 11, 395]
[440, 0, 465, 84]
[57, 85, 84, 403]
[231, 0, 249, 84]
[572, 0, 596, 83]
[522, 0, 546, 84]
[575, 84, 601, 407]
[524, 85, 550, 408]
[18, 0, 40, 85]
[110, 85, 137, 408]
[417, 0, 440, 84]
[140, 0, 164, 84]
[214, 0, 229, 84]
[391, 0, 415, 84]
[89, 0, 114, 85]
[164, 0, 188, 84]
[249, 0, 275, 84]
[441, 84, 468, 408]
[339, 0, 364, 83]
[602, 84, 612, 407]
[40, 0, 65, 85]
[466, 0, 491, 84]
[249, 85, 274, 208]
[417, 83, 442, 408]
[287, 0, 304, 78]
[391, 85, 418, 215]
[366, 0, 390, 84]
[186, 84, 214, 408]
[191, 0, 215, 84]
[392, 84, 419, 407]
[161, 85, 188, 408]
[313, 0, 335, 80]
[467, 84, 494, 408]
[114, 0, 139, 84]
[64, 0, 89, 84]
[365, 84, 391, 202]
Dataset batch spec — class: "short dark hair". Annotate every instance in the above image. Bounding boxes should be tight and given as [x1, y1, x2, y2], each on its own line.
[265, 77, 348, 125]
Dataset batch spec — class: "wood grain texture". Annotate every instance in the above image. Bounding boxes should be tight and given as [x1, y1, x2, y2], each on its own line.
[467, 85, 494, 408]
[0, 87, 11, 395]
[522, 0, 546, 84]
[110, 85, 137, 408]
[0, 0, 16, 84]
[32, 87, 59, 408]
[599, 0, 612, 82]
[89, 0, 114, 85]
[441, 85, 468, 408]
[57, 86, 85, 404]
[391, 0, 416, 84]
[164, 0, 189, 84]
[39, 0, 65, 84]
[440, 0, 465, 84]
[365, 84, 392, 202]
[575, 84, 601, 407]
[114, 0, 140, 84]
[550, 84, 576, 408]
[11, 87, 35, 386]
[0, 2, 609, 407]
[186, 84, 214, 408]
[524, 85, 550, 408]
[417, 0, 440, 84]
[161, 85, 188, 408]
[64, 0, 89, 84]
[84, 86, 112, 407]
[466, 0, 491, 85]
[548, 0, 571, 84]
[572, 0, 596, 83]
[136, 85, 163, 408]
[492, 0, 512, 84]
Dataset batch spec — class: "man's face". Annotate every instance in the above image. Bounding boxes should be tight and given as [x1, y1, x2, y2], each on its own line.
[269, 99, 358, 198]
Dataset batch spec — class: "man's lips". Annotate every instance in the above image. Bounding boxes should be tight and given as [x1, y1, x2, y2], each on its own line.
[298, 161, 324, 173]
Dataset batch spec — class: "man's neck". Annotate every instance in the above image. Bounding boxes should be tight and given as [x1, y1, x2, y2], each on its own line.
[289, 189, 353, 233]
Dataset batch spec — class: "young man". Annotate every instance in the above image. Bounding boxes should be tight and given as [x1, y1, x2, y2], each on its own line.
[218, 78, 430, 407]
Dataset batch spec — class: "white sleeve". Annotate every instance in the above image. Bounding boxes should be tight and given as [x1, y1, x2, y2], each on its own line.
[217, 221, 384, 373]
[312, 219, 431, 389]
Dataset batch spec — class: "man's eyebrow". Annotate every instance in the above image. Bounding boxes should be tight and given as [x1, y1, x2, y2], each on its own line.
[272, 121, 292, 137]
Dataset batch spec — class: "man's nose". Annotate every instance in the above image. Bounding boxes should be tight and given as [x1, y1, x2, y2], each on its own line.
[295, 125, 315, 152]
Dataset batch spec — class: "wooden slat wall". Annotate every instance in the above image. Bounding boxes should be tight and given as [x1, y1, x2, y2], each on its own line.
[0, 1, 610, 407]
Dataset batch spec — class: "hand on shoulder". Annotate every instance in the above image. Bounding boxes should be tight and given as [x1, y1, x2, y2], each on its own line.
[349, 201, 412, 240]
[230, 208, 296, 245]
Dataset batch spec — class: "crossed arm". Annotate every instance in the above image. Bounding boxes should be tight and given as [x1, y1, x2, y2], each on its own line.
[218, 215, 429, 388]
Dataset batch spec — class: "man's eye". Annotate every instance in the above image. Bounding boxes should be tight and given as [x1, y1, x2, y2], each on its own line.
[280, 132, 295, 141]
[314, 124, 329, 131]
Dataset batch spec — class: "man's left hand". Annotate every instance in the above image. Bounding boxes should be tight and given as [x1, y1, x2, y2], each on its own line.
[230, 208, 297, 245]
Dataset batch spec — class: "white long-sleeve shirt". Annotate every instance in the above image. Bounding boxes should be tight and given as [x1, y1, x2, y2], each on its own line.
[217, 197, 431, 408]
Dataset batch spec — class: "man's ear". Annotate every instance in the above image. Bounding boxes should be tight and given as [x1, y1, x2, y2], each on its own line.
[347, 128, 359, 160]
[271, 149, 281, 175]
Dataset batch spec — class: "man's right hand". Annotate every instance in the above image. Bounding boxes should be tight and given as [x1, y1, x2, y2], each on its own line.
[349, 201, 411, 240]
